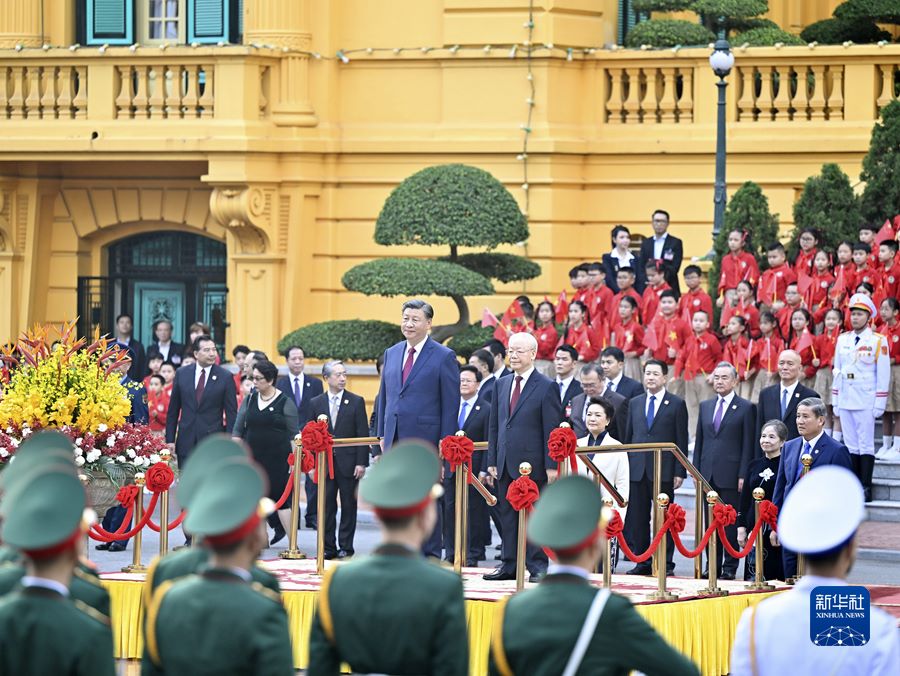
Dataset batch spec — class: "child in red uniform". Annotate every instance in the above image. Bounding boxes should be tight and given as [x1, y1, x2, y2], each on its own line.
[533, 300, 559, 376]
[143, 355, 163, 390]
[750, 311, 783, 403]
[813, 308, 842, 439]
[793, 227, 819, 279]
[147, 374, 169, 435]
[612, 296, 645, 381]
[832, 240, 856, 300]
[641, 261, 671, 323]
[562, 300, 600, 364]
[723, 315, 755, 400]
[807, 250, 836, 325]
[643, 290, 691, 394]
[570, 264, 591, 304]
[677, 265, 714, 325]
[613, 267, 643, 324]
[776, 282, 805, 338]
[675, 309, 723, 439]
[757, 242, 797, 311]
[877, 298, 900, 458]
[876, 240, 900, 305]
[586, 261, 615, 324]
[852, 242, 878, 289]
[859, 224, 879, 268]
[717, 229, 760, 306]
[787, 308, 817, 388]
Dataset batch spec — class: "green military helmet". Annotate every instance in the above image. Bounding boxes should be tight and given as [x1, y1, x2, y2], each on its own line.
[0, 430, 74, 494]
[360, 440, 442, 519]
[528, 475, 605, 553]
[176, 435, 249, 510]
[1, 466, 87, 554]
[184, 458, 270, 544]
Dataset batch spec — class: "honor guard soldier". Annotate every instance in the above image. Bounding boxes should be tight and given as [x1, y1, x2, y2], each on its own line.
[0, 431, 111, 618]
[489, 475, 699, 676]
[142, 435, 279, 612]
[142, 457, 294, 676]
[731, 466, 900, 675]
[0, 464, 115, 676]
[832, 293, 890, 501]
[308, 440, 469, 676]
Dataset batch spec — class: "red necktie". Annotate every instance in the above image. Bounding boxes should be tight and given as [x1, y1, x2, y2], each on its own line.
[509, 376, 522, 415]
[401, 346, 415, 385]
[195, 368, 206, 404]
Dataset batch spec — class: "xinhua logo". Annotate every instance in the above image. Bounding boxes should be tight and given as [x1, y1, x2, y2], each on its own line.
[809, 586, 871, 646]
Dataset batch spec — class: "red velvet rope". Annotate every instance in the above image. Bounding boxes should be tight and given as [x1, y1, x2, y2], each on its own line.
[88, 493, 159, 542]
[272, 471, 294, 511]
[287, 446, 316, 474]
[146, 510, 186, 532]
[718, 500, 779, 559]
[440, 435, 475, 484]
[606, 506, 681, 564]
[302, 420, 334, 484]
[547, 427, 579, 475]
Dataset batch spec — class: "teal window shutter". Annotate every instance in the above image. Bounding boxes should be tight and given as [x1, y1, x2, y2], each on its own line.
[617, 1, 647, 45]
[85, 0, 135, 45]
[188, 0, 240, 44]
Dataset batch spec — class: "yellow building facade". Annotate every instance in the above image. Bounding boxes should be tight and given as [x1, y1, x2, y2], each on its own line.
[0, 0, 897, 389]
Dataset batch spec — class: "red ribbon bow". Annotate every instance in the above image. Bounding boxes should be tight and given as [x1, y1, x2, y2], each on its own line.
[506, 475, 540, 512]
[713, 502, 737, 527]
[547, 426, 579, 474]
[287, 446, 317, 474]
[605, 510, 624, 539]
[440, 435, 475, 483]
[759, 500, 779, 530]
[301, 420, 334, 484]
[665, 503, 687, 534]
[115, 484, 140, 508]
[145, 463, 175, 494]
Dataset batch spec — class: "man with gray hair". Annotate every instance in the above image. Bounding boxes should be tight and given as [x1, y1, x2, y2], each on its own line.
[376, 299, 460, 557]
[309, 360, 371, 559]
[693, 362, 756, 579]
[772, 396, 853, 578]
[755, 350, 819, 459]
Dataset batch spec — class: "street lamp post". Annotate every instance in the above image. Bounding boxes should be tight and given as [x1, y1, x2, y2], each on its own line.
[709, 38, 734, 240]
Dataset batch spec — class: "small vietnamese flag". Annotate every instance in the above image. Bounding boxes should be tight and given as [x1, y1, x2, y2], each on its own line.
[643, 318, 659, 351]
[795, 329, 814, 354]
[481, 308, 499, 328]
[876, 219, 894, 245]
[554, 290, 569, 324]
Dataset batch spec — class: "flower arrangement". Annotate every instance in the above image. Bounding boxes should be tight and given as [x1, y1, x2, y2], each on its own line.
[0, 321, 162, 485]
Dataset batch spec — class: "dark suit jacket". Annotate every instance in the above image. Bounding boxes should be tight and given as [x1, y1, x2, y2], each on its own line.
[569, 390, 628, 443]
[165, 364, 237, 458]
[692, 395, 756, 489]
[756, 382, 819, 457]
[639, 233, 684, 297]
[611, 375, 644, 401]
[376, 338, 460, 449]
[556, 378, 584, 412]
[146, 341, 184, 367]
[478, 375, 496, 403]
[487, 371, 563, 482]
[602, 253, 646, 294]
[459, 395, 490, 475]
[309, 390, 370, 470]
[773, 434, 853, 508]
[624, 391, 689, 481]
[277, 373, 325, 426]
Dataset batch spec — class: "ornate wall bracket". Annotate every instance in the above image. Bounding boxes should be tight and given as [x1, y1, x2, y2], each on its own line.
[208, 186, 275, 254]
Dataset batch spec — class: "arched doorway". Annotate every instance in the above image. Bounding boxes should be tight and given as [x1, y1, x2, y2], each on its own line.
[77, 231, 227, 353]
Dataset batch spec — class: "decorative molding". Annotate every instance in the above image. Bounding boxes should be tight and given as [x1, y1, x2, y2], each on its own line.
[208, 186, 273, 255]
[14, 193, 27, 253]
[278, 194, 290, 254]
[0, 190, 8, 251]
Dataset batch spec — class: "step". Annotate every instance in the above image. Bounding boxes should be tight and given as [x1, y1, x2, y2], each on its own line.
[874, 460, 900, 481]
[873, 479, 900, 502]
[865, 501, 900, 522]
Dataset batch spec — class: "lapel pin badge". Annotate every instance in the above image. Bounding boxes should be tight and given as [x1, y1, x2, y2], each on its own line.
[211, 375, 217, 381]
[344, 399, 349, 405]
[663, 400, 669, 405]
[732, 405, 737, 410]
[475, 405, 481, 411]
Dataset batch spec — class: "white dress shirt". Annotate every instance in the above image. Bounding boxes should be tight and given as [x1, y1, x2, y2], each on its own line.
[405, 336, 428, 367]
[645, 389, 665, 416]
[607, 372, 624, 393]
[510, 367, 535, 405]
[653, 233, 668, 259]
[713, 390, 736, 417]
[780, 380, 799, 407]
[458, 394, 477, 426]
[290, 373, 305, 397]
[194, 364, 211, 388]
[556, 375, 575, 401]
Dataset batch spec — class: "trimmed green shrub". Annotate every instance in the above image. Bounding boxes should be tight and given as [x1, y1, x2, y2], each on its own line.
[374, 164, 528, 248]
[800, 17, 892, 44]
[835, 0, 900, 24]
[733, 27, 805, 45]
[437, 252, 541, 283]
[445, 322, 496, 360]
[632, 0, 693, 10]
[791, 163, 862, 254]
[277, 320, 403, 362]
[692, 0, 768, 20]
[861, 101, 900, 224]
[625, 19, 715, 48]
[342, 258, 494, 297]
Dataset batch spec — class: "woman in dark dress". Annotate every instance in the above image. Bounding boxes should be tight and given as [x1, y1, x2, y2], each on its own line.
[233, 359, 299, 538]
[738, 418, 785, 582]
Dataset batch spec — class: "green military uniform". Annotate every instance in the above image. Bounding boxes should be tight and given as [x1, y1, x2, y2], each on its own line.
[307, 441, 469, 676]
[0, 560, 111, 618]
[142, 457, 294, 676]
[489, 476, 699, 676]
[0, 466, 116, 676]
[0, 543, 19, 564]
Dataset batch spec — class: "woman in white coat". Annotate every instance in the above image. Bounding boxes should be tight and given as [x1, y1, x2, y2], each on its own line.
[577, 396, 630, 570]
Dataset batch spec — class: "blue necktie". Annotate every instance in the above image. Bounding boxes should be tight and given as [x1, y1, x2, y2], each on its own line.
[458, 401, 468, 430]
[780, 388, 788, 418]
[558, 380, 565, 402]
[646, 394, 656, 429]
[796, 441, 812, 480]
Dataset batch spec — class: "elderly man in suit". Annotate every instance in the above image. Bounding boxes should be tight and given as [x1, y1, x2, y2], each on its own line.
[569, 363, 628, 443]
[638, 209, 684, 297]
[772, 397, 853, 578]
[623, 358, 689, 575]
[693, 362, 756, 579]
[145, 319, 184, 368]
[309, 360, 370, 560]
[755, 350, 819, 458]
[484, 332, 563, 582]
[376, 299, 460, 557]
[599, 346, 645, 400]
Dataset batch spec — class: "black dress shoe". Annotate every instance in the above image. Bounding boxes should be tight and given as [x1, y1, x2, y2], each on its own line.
[108, 542, 127, 552]
[270, 531, 286, 546]
[529, 570, 546, 583]
[626, 564, 652, 575]
[465, 559, 479, 567]
[95, 543, 111, 551]
[719, 571, 736, 580]
[666, 566, 675, 576]
[337, 550, 352, 559]
[323, 552, 337, 560]
[483, 568, 515, 581]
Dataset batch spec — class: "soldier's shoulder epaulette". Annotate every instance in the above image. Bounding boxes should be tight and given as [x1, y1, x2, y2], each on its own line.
[72, 597, 111, 626]
[145, 579, 176, 667]
[874, 332, 886, 340]
[73, 565, 104, 588]
[250, 580, 283, 606]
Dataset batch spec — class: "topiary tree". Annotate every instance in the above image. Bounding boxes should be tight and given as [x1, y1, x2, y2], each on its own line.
[445, 322, 496, 360]
[800, 16, 891, 44]
[692, 0, 769, 36]
[834, 0, 900, 26]
[708, 181, 780, 297]
[625, 19, 715, 47]
[790, 163, 862, 256]
[277, 320, 403, 362]
[732, 26, 805, 45]
[861, 100, 900, 224]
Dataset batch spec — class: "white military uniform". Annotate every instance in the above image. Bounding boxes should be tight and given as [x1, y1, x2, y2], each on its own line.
[832, 326, 890, 457]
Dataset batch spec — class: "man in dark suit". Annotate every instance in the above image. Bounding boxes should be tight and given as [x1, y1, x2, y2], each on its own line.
[772, 397, 853, 578]
[623, 358, 688, 575]
[309, 360, 370, 559]
[569, 363, 628, 442]
[484, 332, 563, 582]
[483, 339, 512, 381]
[599, 346, 645, 400]
[444, 365, 491, 565]
[692, 362, 756, 579]
[755, 349, 819, 458]
[553, 344, 583, 415]
[638, 209, 684, 297]
[145, 319, 184, 369]
[469, 348, 496, 402]
[277, 345, 324, 529]
[114, 313, 146, 382]
[376, 299, 460, 557]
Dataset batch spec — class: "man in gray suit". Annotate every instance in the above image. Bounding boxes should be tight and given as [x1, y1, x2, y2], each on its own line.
[569, 364, 628, 442]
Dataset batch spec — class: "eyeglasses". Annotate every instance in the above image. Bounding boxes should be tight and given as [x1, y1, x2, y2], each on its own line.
[507, 348, 533, 356]
[251, 375, 267, 382]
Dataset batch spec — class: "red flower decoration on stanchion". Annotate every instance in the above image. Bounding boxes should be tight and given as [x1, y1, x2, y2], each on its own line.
[440, 434, 475, 483]
[759, 500, 778, 530]
[301, 418, 334, 484]
[145, 462, 175, 494]
[713, 502, 737, 527]
[547, 425, 578, 474]
[665, 503, 686, 534]
[115, 484, 140, 508]
[605, 510, 624, 539]
[506, 475, 540, 512]
[286, 446, 316, 474]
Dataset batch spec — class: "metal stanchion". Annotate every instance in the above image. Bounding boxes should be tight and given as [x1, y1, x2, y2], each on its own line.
[515, 462, 532, 592]
[649, 493, 677, 601]
[78, 473, 90, 561]
[601, 497, 613, 589]
[651, 449, 662, 577]
[280, 434, 306, 560]
[316, 414, 330, 576]
[122, 472, 147, 573]
[789, 453, 814, 584]
[694, 486, 704, 579]
[747, 487, 774, 591]
[557, 422, 572, 479]
[699, 491, 727, 597]
[158, 450, 171, 556]
[453, 450, 467, 574]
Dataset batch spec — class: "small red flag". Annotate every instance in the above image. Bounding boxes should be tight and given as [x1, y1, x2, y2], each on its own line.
[554, 290, 569, 324]
[503, 299, 525, 322]
[643, 319, 659, 351]
[481, 308, 498, 328]
[877, 219, 894, 245]
[795, 329, 813, 354]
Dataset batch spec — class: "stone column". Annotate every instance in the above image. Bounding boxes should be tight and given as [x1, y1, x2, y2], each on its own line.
[0, 0, 44, 48]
